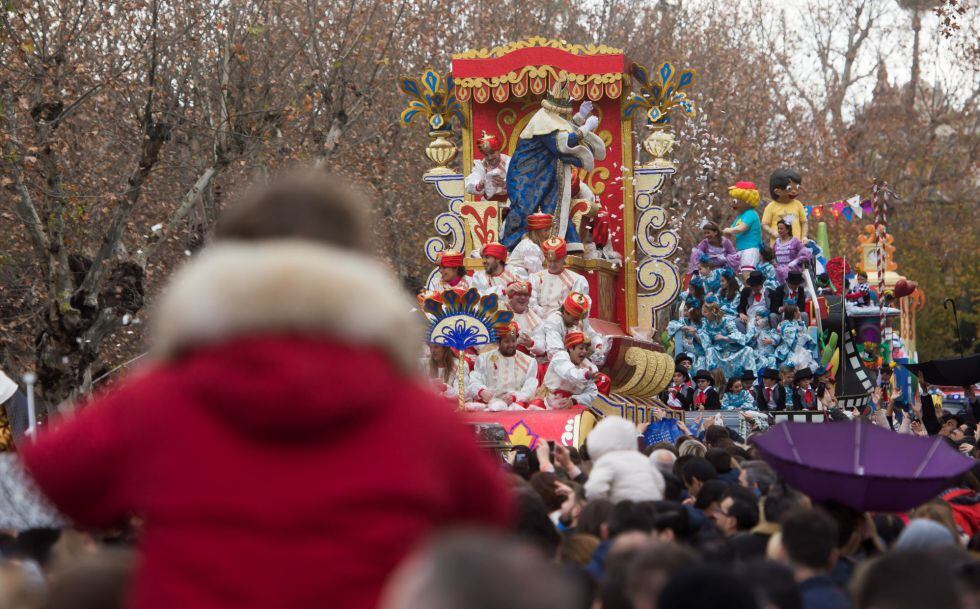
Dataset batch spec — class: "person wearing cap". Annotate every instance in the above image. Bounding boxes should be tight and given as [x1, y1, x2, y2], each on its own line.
[467, 321, 541, 412]
[756, 368, 788, 411]
[505, 281, 546, 358]
[737, 270, 773, 328]
[675, 353, 694, 371]
[792, 368, 818, 410]
[465, 131, 510, 203]
[721, 181, 763, 278]
[541, 291, 606, 365]
[661, 366, 694, 410]
[529, 236, 590, 319]
[500, 87, 605, 253]
[740, 369, 758, 399]
[770, 269, 808, 320]
[432, 250, 471, 292]
[471, 242, 518, 300]
[691, 370, 721, 410]
[762, 168, 808, 241]
[541, 332, 600, 409]
[508, 212, 553, 278]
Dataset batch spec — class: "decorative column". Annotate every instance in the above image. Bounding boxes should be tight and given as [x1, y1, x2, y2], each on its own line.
[624, 62, 697, 329]
[400, 69, 467, 288]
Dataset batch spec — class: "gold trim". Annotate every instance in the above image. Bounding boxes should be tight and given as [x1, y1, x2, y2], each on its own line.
[455, 67, 623, 93]
[621, 93, 637, 328]
[453, 37, 623, 60]
[462, 101, 473, 185]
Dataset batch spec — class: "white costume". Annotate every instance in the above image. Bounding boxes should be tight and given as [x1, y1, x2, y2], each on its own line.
[471, 268, 519, 300]
[541, 312, 606, 365]
[529, 268, 590, 319]
[509, 237, 544, 278]
[465, 154, 511, 201]
[542, 352, 598, 409]
[430, 276, 472, 293]
[467, 347, 539, 411]
[511, 308, 547, 358]
[419, 354, 473, 401]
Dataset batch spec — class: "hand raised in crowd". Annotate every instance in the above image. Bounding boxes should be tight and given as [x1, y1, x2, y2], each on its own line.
[959, 443, 975, 455]
[553, 445, 575, 472]
[910, 420, 926, 437]
[536, 441, 554, 473]
[651, 406, 666, 421]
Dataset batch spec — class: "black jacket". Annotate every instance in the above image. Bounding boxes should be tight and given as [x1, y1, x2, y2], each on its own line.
[692, 387, 720, 410]
[770, 284, 808, 315]
[793, 386, 819, 410]
[756, 383, 789, 411]
[738, 287, 772, 317]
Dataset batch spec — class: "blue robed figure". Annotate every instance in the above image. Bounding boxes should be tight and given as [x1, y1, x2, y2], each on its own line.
[501, 84, 606, 252]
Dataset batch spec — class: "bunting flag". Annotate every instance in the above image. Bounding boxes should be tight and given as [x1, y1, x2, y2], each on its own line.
[802, 194, 873, 222]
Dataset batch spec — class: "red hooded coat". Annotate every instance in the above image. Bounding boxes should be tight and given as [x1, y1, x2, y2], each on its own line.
[22, 241, 513, 609]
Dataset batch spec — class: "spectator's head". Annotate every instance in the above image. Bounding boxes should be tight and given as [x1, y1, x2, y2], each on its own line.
[661, 472, 684, 502]
[704, 425, 731, 448]
[739, 461, 777, 496]
[779, 508, 839, 574]
[737, 561, 801, 609]
[512, 490, 562, 559]
[681, 457, 718, 496]
[42, 548, 134, 609]
[152, 171, 420, 370]
[215, 169, 371, 251]
[894, 518, 957, 551]
[695, 479, 730, 518]
[587, 417, 638, 461]
[853, 550, 964, 609]
[626, 543, 701, 609]
[714, 493, 760, 537]
[528, 472, 564, 512]
[910, 501, 960, 543]
[607, 501, 657, 538]
[652, 501, 692, 543]
[579, 498, 614, 539]
[677, 438, 707, 458]
[763, 486, 807, 526]
[706, 448, 734, 474]
[380, 533, 583, 609]
[557, 533, 600, 567]
[872, 514, 906, 548]
[658, 565, 760, 609]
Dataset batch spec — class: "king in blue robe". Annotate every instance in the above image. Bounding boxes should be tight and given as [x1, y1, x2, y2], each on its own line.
[501, 89, 606, 252]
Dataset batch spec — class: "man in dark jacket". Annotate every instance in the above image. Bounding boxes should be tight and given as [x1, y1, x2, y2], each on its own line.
[770, 270, 808, 318]
[757, 368, 789, 411]
[692, 370, 721, 410]
[738, 271, 772, 326]
[781, 508, 852, 609]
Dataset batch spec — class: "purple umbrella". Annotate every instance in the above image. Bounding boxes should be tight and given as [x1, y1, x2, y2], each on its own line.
[750, 419, 974, 512]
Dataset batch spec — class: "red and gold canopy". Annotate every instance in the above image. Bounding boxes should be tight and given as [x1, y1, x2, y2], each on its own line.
[451, 37, 631, 103]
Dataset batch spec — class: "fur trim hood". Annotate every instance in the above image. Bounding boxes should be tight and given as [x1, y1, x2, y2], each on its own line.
[586, 416, 639, 461]
[151, 240, 422, 372]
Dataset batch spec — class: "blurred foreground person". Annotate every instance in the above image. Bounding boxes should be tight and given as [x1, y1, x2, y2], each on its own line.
[379, 533, 583, 609]
[12, 171, 513, 609]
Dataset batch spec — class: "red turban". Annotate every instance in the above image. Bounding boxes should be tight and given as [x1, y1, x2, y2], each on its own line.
[481, 242, 508, 262]
[527, 213, 554, 231]
[495, 321, 520, 339]
[506, 280, 532, 296]
[478, 131, 502, 153]
[564, 332, 589, 349]
[541, 236, 567, 261]
[438, 250, 465, 268]
[563, 292, 589, 320]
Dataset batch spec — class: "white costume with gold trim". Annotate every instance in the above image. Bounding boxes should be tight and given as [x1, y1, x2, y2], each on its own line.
[467, 347, 539, 411]
[529, 268, 590, 319]
[542, 352, 598, 409]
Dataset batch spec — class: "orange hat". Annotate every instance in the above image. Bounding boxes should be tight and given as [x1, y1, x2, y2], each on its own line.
[541, 236, 567, 261]
[478, 131, 502, 154]
[494, 320, 520, 339]
[527, 213, 554, 231]
[481, 242, 508, 262]
[564, 331, 590, 349]
[506, 280, 532, 296]
[438, 250, 465, 268]
[563, 292, 590, 320]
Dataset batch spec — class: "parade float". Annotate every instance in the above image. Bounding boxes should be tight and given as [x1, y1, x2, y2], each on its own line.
[400, 38, 688, 447]
[400, 38, 924, 448]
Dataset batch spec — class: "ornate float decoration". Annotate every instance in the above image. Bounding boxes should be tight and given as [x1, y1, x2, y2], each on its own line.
[401, 38, 699, 441]
[423, 288, 512, 411]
